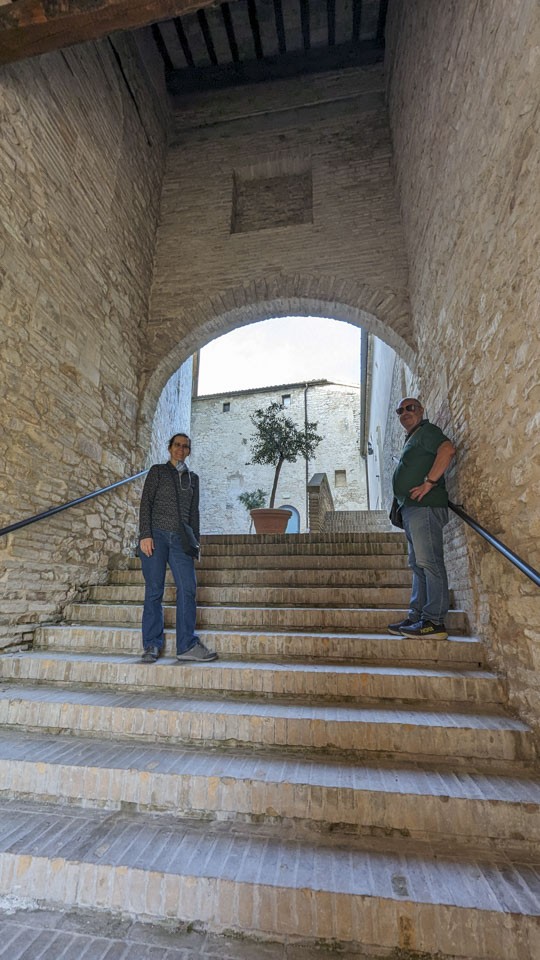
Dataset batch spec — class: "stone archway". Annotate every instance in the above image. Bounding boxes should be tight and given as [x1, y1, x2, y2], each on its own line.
[138, 274, 415, 454]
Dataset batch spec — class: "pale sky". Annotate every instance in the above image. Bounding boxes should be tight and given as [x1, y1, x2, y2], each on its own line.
[197, 316, 361, 395]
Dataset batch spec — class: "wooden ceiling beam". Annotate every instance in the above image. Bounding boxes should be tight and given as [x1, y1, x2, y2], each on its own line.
[0, 0, 225, 67]
[168, 39, 384, 96]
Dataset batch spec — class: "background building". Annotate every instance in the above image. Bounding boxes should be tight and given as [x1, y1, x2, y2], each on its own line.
[189, 379, 367, 533]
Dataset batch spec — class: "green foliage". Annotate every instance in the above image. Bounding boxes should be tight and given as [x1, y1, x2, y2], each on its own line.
[237, 489, 267, 511]
[247, 402, 322, 507]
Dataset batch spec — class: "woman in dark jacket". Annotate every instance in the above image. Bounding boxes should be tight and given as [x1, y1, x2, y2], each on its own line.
[138, 432, 217, 664]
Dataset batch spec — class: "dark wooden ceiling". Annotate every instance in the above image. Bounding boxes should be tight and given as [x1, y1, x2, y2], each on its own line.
[152, 0, 388, 94]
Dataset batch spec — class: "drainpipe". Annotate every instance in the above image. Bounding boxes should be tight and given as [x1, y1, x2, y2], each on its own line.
[304, 382, 310, 532]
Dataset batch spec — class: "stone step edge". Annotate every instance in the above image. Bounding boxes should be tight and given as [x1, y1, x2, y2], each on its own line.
[0, 656, 504, 705]
[2, 746, 539, 848]
[66, 603, 468, 616]
[32, 647, 486, 672]
[34, 626, 486, 669]
[4, 650, 496, 679]
[198, 532, 406, 541]
[1, 832, 539, 958]
[35, 623, 483, 645]
[0, 686, 533, 767]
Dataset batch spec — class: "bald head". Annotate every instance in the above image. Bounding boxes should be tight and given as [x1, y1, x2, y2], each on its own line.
[396, 397, 424, 432]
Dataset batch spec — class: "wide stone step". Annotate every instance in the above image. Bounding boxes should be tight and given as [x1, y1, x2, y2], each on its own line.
[0, 652, 505, 704]
[125, 541, 409, 563]
[201, 540, 409, 556]
[199, 532, 406, 545]
[124, 553, 411, 571]
[36, 624, 486, 667]
[0, 685, 533, 765]
[110, 567, 413, 587]
[89, 583, 413, 608]
[65, 602, 468, 634]
[1, 801, 538, 958]
[123, 556, 412, 573]
[2, 732, 539, 850]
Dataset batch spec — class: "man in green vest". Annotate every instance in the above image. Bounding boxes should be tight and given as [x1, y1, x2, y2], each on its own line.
[389, 398, 456, 640]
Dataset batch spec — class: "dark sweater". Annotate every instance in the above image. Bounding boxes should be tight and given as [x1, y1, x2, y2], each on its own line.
[139, 462, 200, 541]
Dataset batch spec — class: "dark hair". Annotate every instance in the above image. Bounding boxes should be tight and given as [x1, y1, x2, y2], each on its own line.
[168, 432, 191, 452]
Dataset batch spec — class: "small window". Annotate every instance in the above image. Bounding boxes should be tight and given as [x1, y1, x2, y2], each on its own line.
[335, 470, 347, 487]
[242, 438, 247, 445]
[282, 394, 291, 407]
[223, 402, 230, 412]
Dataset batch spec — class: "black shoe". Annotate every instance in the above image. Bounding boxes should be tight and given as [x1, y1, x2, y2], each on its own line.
[387, 617, 415, 636]
[399, 620, 448, 640]
[140, 646, 160, 663]
[176, 639, 218, 662]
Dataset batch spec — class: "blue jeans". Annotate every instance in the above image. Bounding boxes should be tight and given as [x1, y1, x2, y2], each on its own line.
[140, 528, 197, 655]
[401, 505, 449, 625]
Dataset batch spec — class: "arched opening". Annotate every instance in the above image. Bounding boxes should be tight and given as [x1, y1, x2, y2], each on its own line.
[280, 506, 301, 534]
[137, 279, 416, 459]
[143, 310, 414, 535]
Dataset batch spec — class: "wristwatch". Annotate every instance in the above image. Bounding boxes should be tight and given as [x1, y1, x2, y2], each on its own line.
[423, 476, 437, 485]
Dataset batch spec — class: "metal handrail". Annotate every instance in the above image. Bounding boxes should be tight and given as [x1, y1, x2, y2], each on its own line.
[0, 470, 149, 538]
[449, 501, 540, 588]
[1, 473, 538, 589]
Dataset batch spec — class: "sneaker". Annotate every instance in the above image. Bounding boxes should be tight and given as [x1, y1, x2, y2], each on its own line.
[176, 639, 218, 662]
[140, 646, 161, 663]
[399, 620, 448, 640]
[387, 617, 415, 636]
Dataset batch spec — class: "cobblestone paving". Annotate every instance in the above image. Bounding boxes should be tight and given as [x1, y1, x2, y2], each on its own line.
[0, 904, 382, 960]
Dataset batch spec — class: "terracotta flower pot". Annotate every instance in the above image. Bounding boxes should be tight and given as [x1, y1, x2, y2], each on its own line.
[250, 508, 292, 534]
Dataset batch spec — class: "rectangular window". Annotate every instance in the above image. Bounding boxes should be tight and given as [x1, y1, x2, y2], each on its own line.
[282, 394, 291, 407]
[335, 470, 347, 487]
[223, 402, 230, 412]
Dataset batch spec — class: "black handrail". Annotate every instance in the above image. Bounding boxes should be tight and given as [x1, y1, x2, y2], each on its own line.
[449, 501, 540, 588]
[0, 469, 149, 538]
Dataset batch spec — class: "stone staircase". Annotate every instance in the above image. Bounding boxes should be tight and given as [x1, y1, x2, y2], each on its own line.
[0, 531, 539, 958]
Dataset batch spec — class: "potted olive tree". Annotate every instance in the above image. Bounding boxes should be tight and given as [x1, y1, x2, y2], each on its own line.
[237, 489, 267, 533]
[247, 402, 322, 534]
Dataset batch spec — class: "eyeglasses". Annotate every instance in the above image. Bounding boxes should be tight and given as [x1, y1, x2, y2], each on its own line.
[396, 404, 419, 415]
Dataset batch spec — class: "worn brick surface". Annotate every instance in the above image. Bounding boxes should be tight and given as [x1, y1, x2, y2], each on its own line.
[0, 33, 168, 648]
[0, 803, 539, 958]
[1, 527, 539, 955]
[385, 0, 540, 738]
[35, 624, 483, 667]
[140, 64, 413, 436]
[0, 903, 387, 959]
[0, 650, 505, 704]
[1, 730, 539, 850]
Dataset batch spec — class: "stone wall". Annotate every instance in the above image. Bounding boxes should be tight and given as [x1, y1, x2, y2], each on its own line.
[0, 32, 169, 646]
[140, 63, 413, 432]
[189, 380, 367, 534]
[366, 335, 403, 510]
[148, 357, 194, 466]
[386, 0, 540, 733]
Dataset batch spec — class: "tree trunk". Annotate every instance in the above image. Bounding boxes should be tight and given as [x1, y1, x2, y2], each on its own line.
[269, 457, 284, 508]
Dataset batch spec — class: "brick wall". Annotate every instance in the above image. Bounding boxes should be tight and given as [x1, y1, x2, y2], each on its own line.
[0, 33, 168, 646]
[140, 64, 413, 433]
[386, 0, 540, 733]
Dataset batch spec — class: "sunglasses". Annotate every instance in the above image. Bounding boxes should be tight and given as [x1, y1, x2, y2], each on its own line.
[396, 404, 419, 415]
